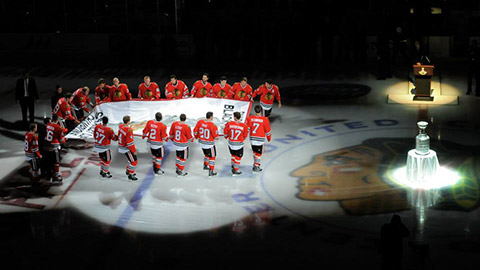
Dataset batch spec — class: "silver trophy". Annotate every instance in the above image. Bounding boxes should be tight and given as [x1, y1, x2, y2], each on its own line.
[415, 121, 430, 155]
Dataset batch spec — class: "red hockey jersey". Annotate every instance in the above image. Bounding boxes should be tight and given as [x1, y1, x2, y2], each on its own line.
[142, 120, 168, 149]
[110, 83, 132, 102]
[165, 80, 189, 99]
[118, 123, 136, 153]
[95, 85, 111, 104]
[72, 88, 92, 112]
[246, 115, 272, 145]
[223, 120, 249, 150]
[25, 131, 41, 160]
[232, 82, 253, 101]
[190, 80, 213, 98]
[53, 97, 76, 121]
[44, 122, 66, 151]
[212, 83, 233, 99]
[138, 82, 160, 100]
[193, 119, 219, 148]
[252, 84, 281, 109]
[93, 124, 117, 152]
[169, 121, 193, 150]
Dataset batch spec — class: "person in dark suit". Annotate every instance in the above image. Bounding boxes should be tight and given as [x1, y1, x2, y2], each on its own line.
[15, 72, 39, 124]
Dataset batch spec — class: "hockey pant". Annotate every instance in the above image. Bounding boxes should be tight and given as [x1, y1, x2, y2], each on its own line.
[252, 144, 264, 167]
[99, 150, 112, 173]
[229, 146, 244, 171]
[28, 157, 40, 181]
[176, 147, 189, 171]
[46, 149, 61, 180]
[150, 147, 164, 170]
[124, 151, 138, 174]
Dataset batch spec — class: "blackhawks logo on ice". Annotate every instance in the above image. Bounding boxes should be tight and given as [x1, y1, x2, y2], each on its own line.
[292, 139, 411, 215]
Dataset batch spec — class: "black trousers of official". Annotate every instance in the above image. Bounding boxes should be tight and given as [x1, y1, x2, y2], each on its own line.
[19, 97, 35, 123]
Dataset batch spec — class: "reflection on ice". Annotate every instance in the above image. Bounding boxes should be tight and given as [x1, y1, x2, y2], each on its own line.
[407, 188, 441, 242]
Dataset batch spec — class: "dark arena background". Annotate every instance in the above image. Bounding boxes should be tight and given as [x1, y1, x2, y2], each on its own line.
[1, 1, 480, 269]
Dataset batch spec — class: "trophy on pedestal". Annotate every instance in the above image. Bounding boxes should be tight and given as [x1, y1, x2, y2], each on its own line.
[415, 121, 430, 155]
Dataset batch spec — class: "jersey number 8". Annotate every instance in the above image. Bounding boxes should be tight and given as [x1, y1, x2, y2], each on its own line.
[175, 130, 181, 141]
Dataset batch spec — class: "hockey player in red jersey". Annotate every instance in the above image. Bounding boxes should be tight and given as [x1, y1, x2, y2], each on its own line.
[193, 111, 219, 177]
[169, 114, 193, 176]
[44, 115, 67, 183]
[95, 78, 111, 104]
[142, 112, 168, 176]
[246, 105, 272, 172]
[190, 73, 213, 98]
[138, 75, 161, 100]
[110, 77, 132, 102]
[25, 123, 42, 182]
[232, 77, 253, 101]
[212, 76, 233, 99]
[118, 115, 138, 181]
[165, 74, 189, 99]
[72, 86, 94, 120]
[94, 116, 117, 178]
[223, 112, 249, 175]
[252, 79, 281, 117]
[53, 92, 80, 131]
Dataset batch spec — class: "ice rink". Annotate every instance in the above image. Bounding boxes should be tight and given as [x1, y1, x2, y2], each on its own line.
[1, 64, 479, 270]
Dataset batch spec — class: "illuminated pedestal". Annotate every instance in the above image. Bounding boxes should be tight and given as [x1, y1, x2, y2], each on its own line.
[406, 149, 439, 185]
[406, 149, 439, 243]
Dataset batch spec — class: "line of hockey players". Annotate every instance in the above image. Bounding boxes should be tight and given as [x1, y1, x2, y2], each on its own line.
[53, 74, 281, 132]
[27, 73, 281, 183]
[24, 105, 272, 183]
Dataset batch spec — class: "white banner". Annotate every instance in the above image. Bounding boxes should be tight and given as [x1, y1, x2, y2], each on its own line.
[66, 98, 252, 139]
